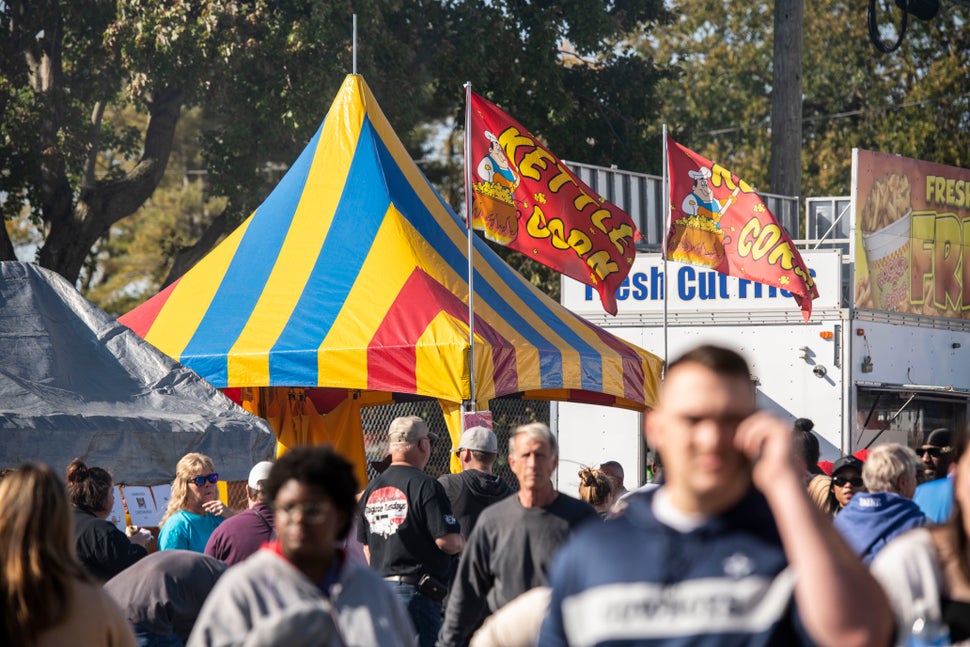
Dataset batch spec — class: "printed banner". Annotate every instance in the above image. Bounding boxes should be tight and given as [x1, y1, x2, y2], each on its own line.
[853, 149, 970, 319]
[666, 136, 818, 322]
[468, 92, 640, 315]
[562, 250, 841, 316]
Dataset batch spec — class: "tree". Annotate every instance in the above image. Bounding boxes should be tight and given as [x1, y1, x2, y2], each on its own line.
[643, 0, 970, 200]
[2, 0, 672, 308]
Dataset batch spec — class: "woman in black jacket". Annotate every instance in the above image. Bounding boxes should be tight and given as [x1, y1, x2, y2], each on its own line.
[67, 459, 150, 582]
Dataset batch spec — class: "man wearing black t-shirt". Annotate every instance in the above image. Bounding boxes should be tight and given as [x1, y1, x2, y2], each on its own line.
[359, 415, 464, 647]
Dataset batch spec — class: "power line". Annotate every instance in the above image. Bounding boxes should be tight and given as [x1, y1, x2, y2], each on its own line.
[698, 91, 970, 136]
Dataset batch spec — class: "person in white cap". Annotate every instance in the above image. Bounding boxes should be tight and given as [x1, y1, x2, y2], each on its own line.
[204, 460, 275, 567]
[358, 415, 463, 647]
[438, 426, 514, 541]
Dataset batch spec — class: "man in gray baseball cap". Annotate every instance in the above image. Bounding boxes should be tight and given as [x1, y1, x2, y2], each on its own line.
[438, 426, 514, 541]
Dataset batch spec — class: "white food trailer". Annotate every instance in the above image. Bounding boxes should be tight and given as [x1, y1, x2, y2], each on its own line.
[554, 149, 970, 490]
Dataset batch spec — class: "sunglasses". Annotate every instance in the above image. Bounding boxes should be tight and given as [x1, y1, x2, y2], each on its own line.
[188, 473, 219, 486]
[916, 447, 945, 458]
[833, 476, 863, 488]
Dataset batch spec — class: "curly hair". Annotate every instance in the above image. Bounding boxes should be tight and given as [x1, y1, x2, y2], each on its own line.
[159, 453, 215, 528]
[577, 467, 613, 510]
[0, 463, 89, 644]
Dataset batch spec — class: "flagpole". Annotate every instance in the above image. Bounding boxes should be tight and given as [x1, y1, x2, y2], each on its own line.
[463, 82, 476, 415]
[661, 124, 669, 375]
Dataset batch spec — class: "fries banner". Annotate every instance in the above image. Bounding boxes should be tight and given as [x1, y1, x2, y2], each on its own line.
[468, 92, 640, 315]
[854, 149, 970, 319]
[666, 136, 818, 322]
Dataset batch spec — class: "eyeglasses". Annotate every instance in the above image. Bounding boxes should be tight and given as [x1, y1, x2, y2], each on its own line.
[916, 447, 946, 458]
[833, 476, 863, 488]
[188, 473, 219, 486]
[276, 501, 332, 525]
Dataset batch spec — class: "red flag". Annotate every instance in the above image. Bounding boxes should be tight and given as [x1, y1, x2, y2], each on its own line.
[468, 92, 640, 315]
[666, 136, 818, 322]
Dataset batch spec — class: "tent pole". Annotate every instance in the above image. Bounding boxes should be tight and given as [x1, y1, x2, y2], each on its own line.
[352, 15, 357, 75]
[464, 82, 476, 416]
[661, 123, 669, 377]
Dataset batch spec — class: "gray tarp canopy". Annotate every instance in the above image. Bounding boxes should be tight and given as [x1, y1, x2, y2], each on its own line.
[0, 262, 275, 484]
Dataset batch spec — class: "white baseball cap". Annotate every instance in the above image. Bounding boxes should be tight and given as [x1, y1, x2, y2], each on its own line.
[247, 461, 274, 490]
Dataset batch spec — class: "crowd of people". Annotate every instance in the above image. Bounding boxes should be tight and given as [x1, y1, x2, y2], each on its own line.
[2, 343, 969, 646]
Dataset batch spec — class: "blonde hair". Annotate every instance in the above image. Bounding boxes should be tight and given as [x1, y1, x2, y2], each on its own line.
[863, 443, 919, 493]
[807, 473, 839, 517]
[0, 463, 89, 644]
[159, 453, 215, 528]
[577, 467, 613, 509]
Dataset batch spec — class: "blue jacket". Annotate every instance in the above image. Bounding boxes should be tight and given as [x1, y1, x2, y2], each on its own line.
[833, 492, 925, 565]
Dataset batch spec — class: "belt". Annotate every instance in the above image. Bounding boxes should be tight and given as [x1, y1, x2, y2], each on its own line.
[384, 574, 420, 585]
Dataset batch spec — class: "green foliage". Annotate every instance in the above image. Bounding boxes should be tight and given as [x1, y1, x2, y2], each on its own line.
[1, 0, 673, 305]
[643, 0, 970, 197]
[85, 107, 227, 315]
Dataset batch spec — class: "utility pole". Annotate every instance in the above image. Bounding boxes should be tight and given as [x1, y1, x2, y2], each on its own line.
[770, 0, 804, 202]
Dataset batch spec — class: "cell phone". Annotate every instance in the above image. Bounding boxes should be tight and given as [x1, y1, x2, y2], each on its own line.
[417, 574, 448, 601]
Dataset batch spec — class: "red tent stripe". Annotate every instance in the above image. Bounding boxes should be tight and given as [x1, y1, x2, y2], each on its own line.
[367, 268, 517, 396]
[118, 279, 181, 339]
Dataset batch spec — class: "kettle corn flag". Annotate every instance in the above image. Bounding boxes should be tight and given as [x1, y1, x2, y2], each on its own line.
[666, 136, 818, 321]
[468, 92, 640, 315]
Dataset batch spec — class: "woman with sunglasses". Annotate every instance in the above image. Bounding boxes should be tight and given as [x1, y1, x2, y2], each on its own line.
[830, 455, 866, 513]
[872, 424, 970, 644]
[159, 453, 233, 552]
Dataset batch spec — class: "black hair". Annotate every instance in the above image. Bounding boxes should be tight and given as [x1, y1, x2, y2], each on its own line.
[792, 419, 821, 469]
[263, 446, 359, 540]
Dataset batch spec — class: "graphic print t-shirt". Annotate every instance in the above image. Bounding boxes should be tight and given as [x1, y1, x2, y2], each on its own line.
[358, 465, 461, 580]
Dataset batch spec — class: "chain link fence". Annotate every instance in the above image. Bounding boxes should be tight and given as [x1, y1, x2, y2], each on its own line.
[361, 398, 551, 488]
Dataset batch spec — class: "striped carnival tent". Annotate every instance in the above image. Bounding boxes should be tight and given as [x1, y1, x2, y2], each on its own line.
[121, 75, 662, 483]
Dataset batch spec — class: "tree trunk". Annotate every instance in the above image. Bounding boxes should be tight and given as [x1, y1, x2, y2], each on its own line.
[163, 207, 233, 288]
[38, 87, 184, 283]
[770, 0, 804, 201]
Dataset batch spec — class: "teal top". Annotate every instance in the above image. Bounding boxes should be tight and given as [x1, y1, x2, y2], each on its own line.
[158, 509, 223, 552]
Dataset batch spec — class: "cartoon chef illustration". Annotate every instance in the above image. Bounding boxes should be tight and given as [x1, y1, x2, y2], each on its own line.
[476, 131, 519, 190]
[681, 167, 726, 229]
[471, 130, 519, 244]
[667, 165, 731, 269]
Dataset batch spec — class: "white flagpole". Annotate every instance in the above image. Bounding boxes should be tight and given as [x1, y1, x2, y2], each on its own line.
[464, 83, 476, 415]
[661, 124, 669, 375]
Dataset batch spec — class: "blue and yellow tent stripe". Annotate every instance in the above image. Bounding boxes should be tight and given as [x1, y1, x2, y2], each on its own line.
[121, 75, 662, 412]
